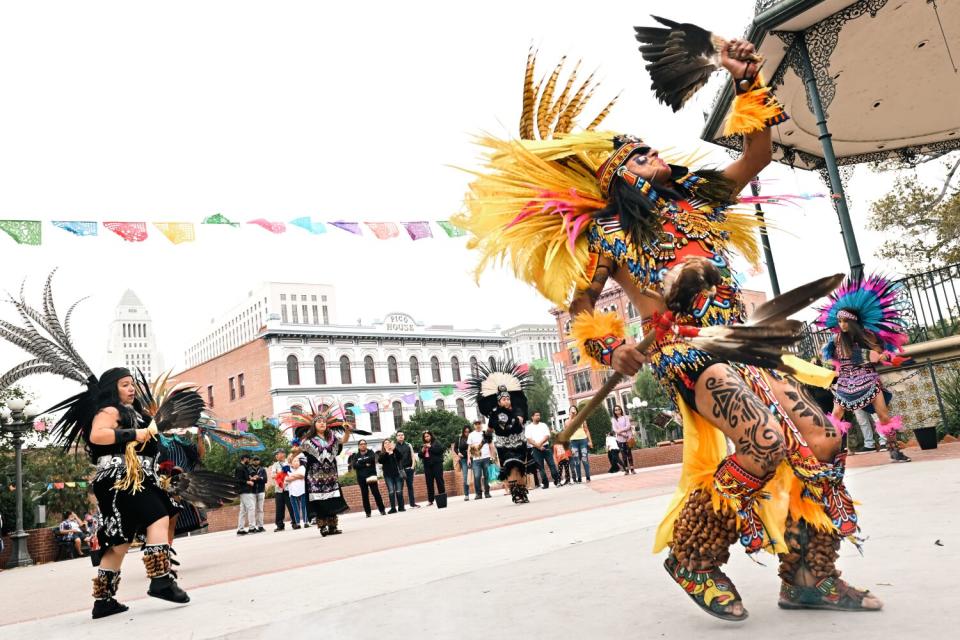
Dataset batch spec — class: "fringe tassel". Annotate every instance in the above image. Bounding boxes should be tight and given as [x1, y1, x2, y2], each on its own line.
[113, 441, 147, 494]
[723, 82, 789, 136]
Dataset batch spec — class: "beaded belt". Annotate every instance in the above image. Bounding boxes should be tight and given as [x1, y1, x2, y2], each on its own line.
[95, 454, 156, 473]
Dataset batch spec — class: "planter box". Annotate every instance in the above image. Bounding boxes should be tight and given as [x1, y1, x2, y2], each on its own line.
[913, 427, 938, 450]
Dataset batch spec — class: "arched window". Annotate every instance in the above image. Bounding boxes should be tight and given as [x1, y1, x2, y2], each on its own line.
[430, 356, 441, 382]
[369, 407, 381, 432]
[415, 399, 423, 413]
[343, 402, 357, 426]
[470, 356, 479, 377]
[488, 356, 497, 370]
[392, 401, 403, 430]
[340, 356, 352, 384]
[435, 398, 445, 411]
[456, 398, 466, 418]
[450, 356, 461, 382]
[364, 356, 376, 384]
[387, 356, 399, 383]
[313, 356, 326, 384]
[409, 356, 420, 382]
[286, 355, 300, 385]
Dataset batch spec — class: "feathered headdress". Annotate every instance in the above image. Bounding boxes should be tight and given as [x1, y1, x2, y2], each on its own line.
[462, 359, 531, 418]
[452, 51, 771, 308]
[814, 273, 908, 352]
[280, 399, 371, 442]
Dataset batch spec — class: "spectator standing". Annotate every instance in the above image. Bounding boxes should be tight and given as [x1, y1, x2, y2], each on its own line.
[467, 420, 491, 499]
[525, 412, 559, 489]
[251, 456, 268, 532]
[235, 453, 256, 535]
[453, 426, 472, 501]
[286, 455, 307, 529]
[269, 449, 290, 532]
[420, 431, 446, 506]
[612, 406, 636, 475]
[378, 439, 406, 513]
[353, 439, 387, 517]
[394, 431, 420, 508]
[605, 431, 622, 473]
[567, 406, 592, 483]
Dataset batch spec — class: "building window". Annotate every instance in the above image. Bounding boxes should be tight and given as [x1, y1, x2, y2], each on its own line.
[229, 377, 236, 401]
[470, 356, 479, 377]
[314, 356, 326, 384]
[292, 305, 299, 324]
[364, 356, 376, 383]
[415, 399, 423, 412]
[280, 294, 286, 301]
[207, 385, 214, 408]
[409, 356, 420, 382]
[322, 306, 329, 324]
[311, 295, 317, 301]
[392, 401, 403, 430]
[286, 355, 300, 385]
[435, 398, 445, 411]
[369, 408, 381, 432]
[488, 356, 496, 370]
[430, 356, 441, 382]
[628, 302, 638, 318]
[302, 304, 309, 323]
[238, 373, 245, 398]
[456, 398, 466, 418]
[450, 356, 461, 382]
[570, 348, 581, 365]
[312, 305, 319, 324]
[387, 356, 399, 383]
[340, 356, 352, 384]
[282, 305, 288, 323]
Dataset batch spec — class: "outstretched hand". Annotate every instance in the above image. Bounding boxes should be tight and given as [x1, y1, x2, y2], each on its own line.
[719, 38, 759, 79]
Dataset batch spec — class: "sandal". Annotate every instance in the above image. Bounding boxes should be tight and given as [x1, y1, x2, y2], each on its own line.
[779, 577, 880, 611]
[664, 554, 748, 622]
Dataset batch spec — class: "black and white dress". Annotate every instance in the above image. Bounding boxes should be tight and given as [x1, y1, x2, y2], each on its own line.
[488, 407, 531, 480]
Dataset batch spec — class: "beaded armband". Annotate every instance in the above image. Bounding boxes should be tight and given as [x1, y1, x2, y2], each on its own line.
[570, 310, 627, 369]
[583, 334, 626, 367]
[723, 73, 789, 136]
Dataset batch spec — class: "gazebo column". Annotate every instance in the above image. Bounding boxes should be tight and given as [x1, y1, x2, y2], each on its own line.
[750, 180, 781, 296]
[796, 35, 864, 279]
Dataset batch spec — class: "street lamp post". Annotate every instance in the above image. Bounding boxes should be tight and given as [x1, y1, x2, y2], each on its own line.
[630, 397, 648, 448]
[1, 398, 39, 569]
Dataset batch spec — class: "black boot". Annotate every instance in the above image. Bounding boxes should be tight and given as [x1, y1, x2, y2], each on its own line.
[142, 544, 190, 604]
[91, 569, 129, 619]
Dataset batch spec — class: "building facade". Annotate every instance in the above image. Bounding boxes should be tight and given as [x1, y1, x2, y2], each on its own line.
[177, 311, 508, 443]
[104, 290, 163, 380]
[184, 282, 337, 368]
[551, 281, 767, 425]
[501, 324, 568, 422]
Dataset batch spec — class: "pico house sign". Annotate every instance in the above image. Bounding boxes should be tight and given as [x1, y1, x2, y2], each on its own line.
[385, 313, 416, 333]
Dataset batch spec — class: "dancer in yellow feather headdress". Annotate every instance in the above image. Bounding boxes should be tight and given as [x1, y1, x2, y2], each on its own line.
[455, 35, 882, 620]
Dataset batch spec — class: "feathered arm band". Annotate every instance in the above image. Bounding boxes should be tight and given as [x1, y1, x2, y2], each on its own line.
[571, 310, 626, 368]
[723, 74, 789, 136]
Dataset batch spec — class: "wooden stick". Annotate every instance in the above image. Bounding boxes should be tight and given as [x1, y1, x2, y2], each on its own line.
[557, 331, 657, 443]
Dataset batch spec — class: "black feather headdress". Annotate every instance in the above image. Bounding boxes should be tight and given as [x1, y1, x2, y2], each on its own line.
[462, 359, 531, 418]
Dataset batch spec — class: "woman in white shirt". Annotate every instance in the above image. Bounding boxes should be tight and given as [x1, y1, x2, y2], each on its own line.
[285, 455, 307, 529]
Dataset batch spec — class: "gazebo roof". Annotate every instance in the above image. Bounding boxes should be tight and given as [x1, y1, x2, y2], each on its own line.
[702, 0, 960, 170]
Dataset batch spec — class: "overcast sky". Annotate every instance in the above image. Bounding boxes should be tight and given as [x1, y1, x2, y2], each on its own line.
[0, 0, 941, 407]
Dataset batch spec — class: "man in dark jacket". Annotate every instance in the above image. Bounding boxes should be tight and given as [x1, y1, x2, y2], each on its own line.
[235, 454, 256, 535]
[252, 456, 268, 533]
[394, 431, 420, 508]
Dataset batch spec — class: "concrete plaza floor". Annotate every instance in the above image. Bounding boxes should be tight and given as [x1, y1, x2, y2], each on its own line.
[2, 443, 958, 639]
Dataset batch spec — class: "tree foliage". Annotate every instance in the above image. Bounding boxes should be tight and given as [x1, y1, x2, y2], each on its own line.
[868, 154, 960, 270]
[525, 366, 557, 425]
[401, 408, 470, 451]
[632, 368, 676, 445]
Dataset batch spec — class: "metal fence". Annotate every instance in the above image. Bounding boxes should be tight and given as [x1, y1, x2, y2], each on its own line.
[797, 263, 960, 360]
